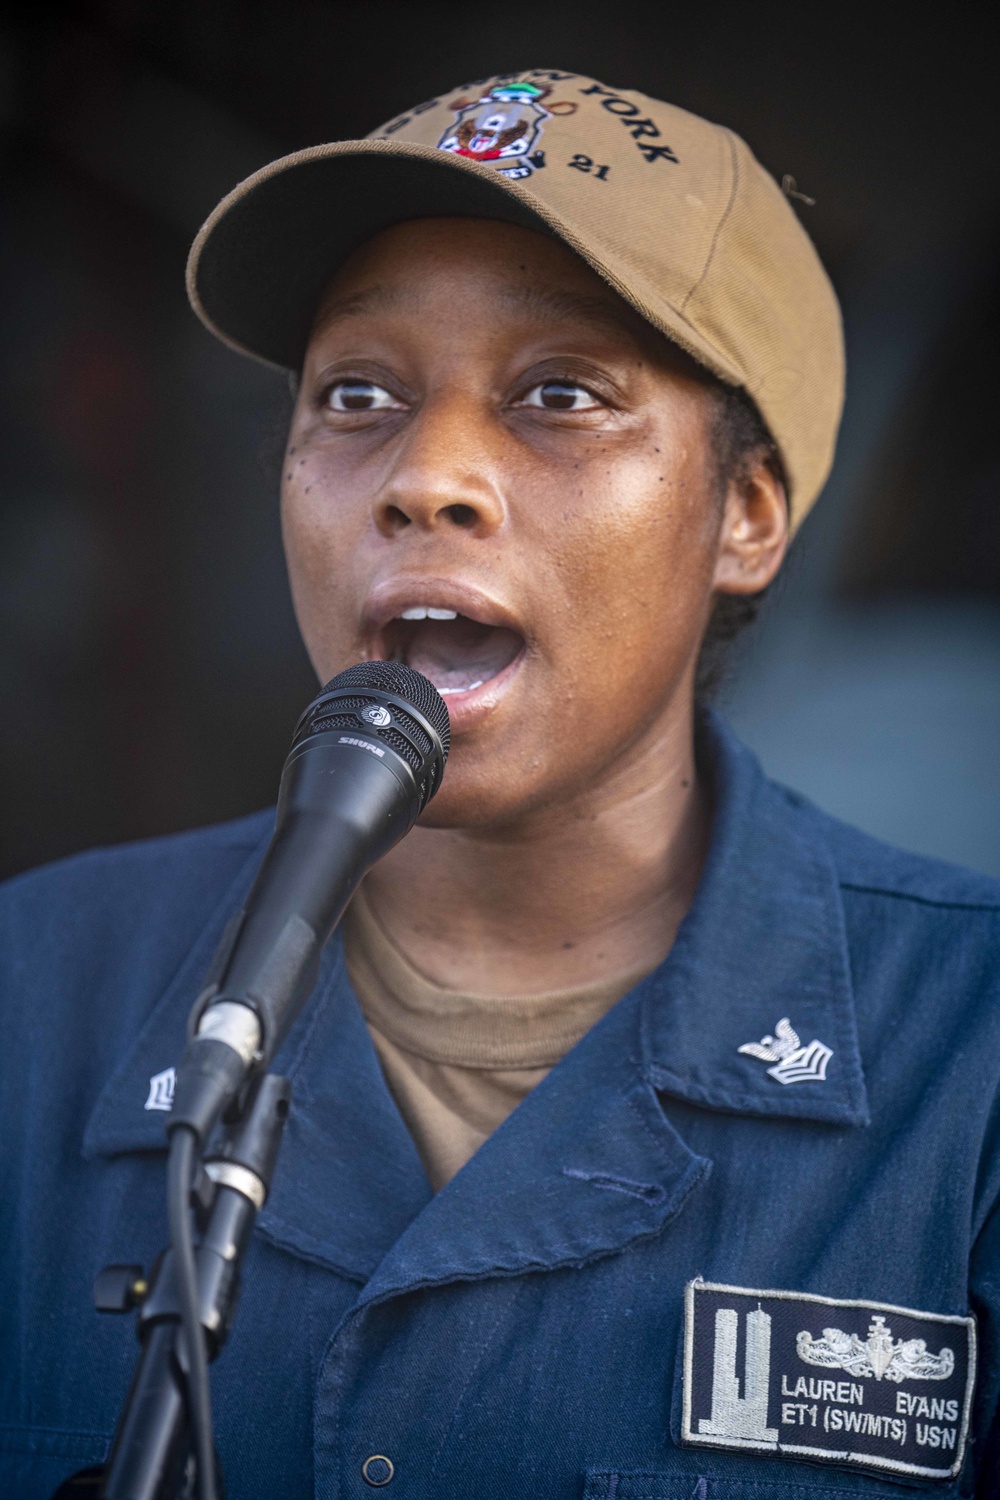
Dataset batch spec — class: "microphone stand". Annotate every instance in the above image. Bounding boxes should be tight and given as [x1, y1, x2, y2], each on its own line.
[50, 662, 450, 1500]
[54, 1074, 291, 1500]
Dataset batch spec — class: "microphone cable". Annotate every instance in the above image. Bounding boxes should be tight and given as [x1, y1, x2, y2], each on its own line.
[168, 1126, 217, 1500]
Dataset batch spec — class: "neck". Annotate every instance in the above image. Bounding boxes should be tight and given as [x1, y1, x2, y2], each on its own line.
[361, 698, 710, 995]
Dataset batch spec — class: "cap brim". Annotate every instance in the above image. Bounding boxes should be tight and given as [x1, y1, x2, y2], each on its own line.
[187, 139, 572, 371]
[187, 136, 740, 393]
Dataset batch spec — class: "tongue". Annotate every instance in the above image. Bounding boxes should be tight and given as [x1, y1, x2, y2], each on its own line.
[404, 618, 522, 694]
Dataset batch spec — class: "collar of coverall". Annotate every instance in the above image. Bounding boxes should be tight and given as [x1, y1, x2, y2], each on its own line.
[83, 713, 868, 1284]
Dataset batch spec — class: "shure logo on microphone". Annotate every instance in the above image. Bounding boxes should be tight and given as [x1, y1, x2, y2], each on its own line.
[338, 735, 385, 758]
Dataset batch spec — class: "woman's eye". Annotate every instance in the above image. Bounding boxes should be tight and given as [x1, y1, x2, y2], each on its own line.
[326, 380, 399, 412]
[521, 381, 601, 411]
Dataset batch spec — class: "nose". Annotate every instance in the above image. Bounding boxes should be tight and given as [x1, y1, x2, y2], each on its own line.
[372, 393, 506, 540]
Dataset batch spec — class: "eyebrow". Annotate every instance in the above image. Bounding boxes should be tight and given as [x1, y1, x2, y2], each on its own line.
[497, 284, 637, 335]
[311, 285, 405, 335]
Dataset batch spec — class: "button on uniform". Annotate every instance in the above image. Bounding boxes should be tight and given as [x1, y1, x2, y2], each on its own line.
[362, 1454, 394, 1486]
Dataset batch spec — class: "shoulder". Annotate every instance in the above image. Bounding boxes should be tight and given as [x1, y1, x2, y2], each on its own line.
[776, 783, 1000, 912]
[1, 808, 273, 917]
[709, 709, 1000, 914]
[772, 783, 1000, 1050]
[0, 811, 273, 1035]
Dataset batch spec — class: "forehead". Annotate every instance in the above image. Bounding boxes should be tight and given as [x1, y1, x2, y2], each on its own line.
[311, 217, 652, 345]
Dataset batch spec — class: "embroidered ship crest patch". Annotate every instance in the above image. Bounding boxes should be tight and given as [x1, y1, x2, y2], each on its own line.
[437, 79, 574, 181]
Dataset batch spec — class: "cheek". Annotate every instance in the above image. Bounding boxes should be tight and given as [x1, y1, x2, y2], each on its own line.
[280, 446, 364, 662]
[531, 445, 719, 676]
[437, 463, 718, 826]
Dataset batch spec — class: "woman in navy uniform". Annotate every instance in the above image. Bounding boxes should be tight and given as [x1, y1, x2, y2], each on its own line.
[2, 70, 998, 1499]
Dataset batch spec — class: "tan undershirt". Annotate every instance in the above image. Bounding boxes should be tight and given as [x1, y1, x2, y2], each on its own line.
[343, 884, 655, 1191]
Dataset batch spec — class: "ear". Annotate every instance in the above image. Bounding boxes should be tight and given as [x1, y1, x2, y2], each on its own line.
[711, 453, 790, 597]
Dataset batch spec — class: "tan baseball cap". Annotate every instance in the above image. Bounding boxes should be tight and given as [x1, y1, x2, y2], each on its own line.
[187, 68, 844, 528]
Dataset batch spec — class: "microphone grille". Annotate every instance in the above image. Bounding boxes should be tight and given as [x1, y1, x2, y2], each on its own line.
[318, 660, 450, 758]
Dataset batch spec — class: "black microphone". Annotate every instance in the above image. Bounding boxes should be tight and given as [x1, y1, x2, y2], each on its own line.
[169, 660, 450, 1144]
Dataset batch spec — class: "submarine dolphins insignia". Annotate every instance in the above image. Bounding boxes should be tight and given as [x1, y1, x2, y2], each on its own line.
[797, 1315, 954, 1383]
[738, 1016, 832, 1085]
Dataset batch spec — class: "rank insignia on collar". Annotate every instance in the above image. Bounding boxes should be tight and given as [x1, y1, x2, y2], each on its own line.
[738, 1016, 832, 1084]
[144, 1067, 175, 1112]
[679, 1279, 976, 1482]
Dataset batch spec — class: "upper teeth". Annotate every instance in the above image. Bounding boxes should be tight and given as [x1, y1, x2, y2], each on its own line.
[399, 607, 458, 621]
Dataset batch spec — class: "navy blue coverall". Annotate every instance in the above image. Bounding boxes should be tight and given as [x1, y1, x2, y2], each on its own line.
[1, 716, 999, 1498]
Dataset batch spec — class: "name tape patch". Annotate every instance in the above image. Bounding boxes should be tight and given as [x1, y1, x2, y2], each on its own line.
[680, 1279, 975, 1482]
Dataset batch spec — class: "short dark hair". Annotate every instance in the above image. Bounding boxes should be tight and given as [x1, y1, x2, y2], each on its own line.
[695, 380, 787, 699]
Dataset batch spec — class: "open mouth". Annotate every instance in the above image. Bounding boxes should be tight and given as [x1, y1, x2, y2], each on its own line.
[381, 607, 524, 697]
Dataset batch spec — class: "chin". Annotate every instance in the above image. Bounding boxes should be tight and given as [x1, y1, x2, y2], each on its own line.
[413, 725, 594, 833]
[411, 733, 542, 830]
[415, 763, 524, 832]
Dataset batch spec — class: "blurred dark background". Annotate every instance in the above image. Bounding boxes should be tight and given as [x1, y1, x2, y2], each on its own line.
[2, 1, 999, 879]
